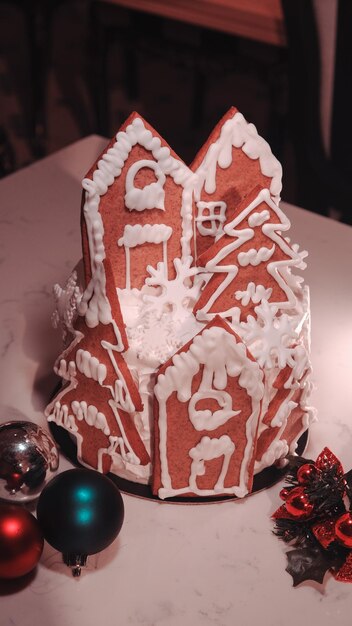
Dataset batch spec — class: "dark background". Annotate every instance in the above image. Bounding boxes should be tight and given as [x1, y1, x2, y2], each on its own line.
[0, 0, 351, 222]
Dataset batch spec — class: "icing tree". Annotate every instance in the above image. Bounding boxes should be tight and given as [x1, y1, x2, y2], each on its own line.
[46, 314, 151, 476]
[194, 188, 306, 322]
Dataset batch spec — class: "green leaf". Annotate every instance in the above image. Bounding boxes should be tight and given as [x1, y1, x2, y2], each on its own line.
[286, 544, 332, 586]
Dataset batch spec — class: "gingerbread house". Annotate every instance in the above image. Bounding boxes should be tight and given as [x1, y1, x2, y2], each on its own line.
[46, 108, 313, 500]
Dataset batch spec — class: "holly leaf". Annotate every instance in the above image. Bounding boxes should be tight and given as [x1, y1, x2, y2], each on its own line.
[315, 448, 344, 475]
[272, 504, 292, 520]
[286, 544, 332, 586]
[333, 552, 352, 582]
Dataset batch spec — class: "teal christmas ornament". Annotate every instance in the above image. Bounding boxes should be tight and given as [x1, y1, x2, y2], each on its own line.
[37, 469, 124, 576]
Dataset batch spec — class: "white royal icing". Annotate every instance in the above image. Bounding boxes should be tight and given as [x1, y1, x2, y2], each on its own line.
[103, 434, 151, 483]
[188, 390, 241, 431]
[256, 439, 289, 472]
[144, 256, 201, 321]
[195, 201, 227, 239]
[47, 384, 143, 471]
[124, 159, 166, 211]
[50, 400, 78, 433]
[270, 399, 298, 428]
[247, 210, 270, 227]
[188, 435, 236, 493]
[82, 116, 196, 280]
[76, 349, 107, 385]
[196, 188, 305, 322]
[238, 245, 275, 267]
[55, 358, 77, 380]
[235, 282, 272, 307]
[71, 400, 110, 436]
[118, 223, 172, 248]
[254, 285, 313, 474]
[240, 300, 298, 369]
[194, 110, 282, 202]
[118, 224, 172, 289]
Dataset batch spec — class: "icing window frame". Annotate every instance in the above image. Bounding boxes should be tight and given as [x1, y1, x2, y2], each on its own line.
[195, 201, 227, 239]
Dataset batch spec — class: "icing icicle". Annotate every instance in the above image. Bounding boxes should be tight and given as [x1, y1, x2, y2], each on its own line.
[194, 111, 282, 202]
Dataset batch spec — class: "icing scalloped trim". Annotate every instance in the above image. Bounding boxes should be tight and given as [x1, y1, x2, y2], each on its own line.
[194, 111, 282, 202]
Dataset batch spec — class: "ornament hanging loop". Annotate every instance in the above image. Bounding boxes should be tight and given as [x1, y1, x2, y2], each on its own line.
[63, 553, 88, 577]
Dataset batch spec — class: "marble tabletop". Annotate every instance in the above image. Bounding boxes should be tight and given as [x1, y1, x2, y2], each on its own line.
[1, 135, 352, 626]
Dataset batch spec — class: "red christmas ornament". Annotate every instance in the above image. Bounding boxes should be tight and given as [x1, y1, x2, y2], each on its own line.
[285, 487, 314, 519]
[279, 487, 290, 501]
[297, 463, 320, 484]
[335, 512, 352, 549]
[0, 504, 43, 578]
[6, 473, 24, 492]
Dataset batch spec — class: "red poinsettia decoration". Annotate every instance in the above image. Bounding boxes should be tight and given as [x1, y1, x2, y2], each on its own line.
[272, 448, 352, 586]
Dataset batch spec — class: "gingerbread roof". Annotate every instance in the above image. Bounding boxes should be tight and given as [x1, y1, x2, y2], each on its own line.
[191, 106, 282, 257]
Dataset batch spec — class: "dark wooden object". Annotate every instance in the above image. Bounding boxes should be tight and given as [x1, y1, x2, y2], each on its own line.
[282, 0, 352, 220]
[1, 0, 69, 158]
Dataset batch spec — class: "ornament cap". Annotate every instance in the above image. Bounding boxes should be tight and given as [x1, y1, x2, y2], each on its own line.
[63, 553, 88, 577]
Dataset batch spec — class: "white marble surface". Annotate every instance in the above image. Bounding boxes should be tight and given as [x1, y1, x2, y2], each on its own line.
[1, 136, 352, 625]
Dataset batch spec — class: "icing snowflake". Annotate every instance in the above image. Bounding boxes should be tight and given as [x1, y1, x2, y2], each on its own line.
[143, 256, 203, 321]
[127, 309, 183, 366]
[52, 271, 82, 345]
[240, 300, 298, 369]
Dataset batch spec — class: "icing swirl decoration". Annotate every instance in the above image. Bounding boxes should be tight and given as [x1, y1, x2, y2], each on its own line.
[124, 160, 166, 211]
[188, 390, 241, 431]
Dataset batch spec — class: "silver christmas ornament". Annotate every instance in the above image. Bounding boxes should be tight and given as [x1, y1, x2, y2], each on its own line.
[0, 421, 59, 502]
